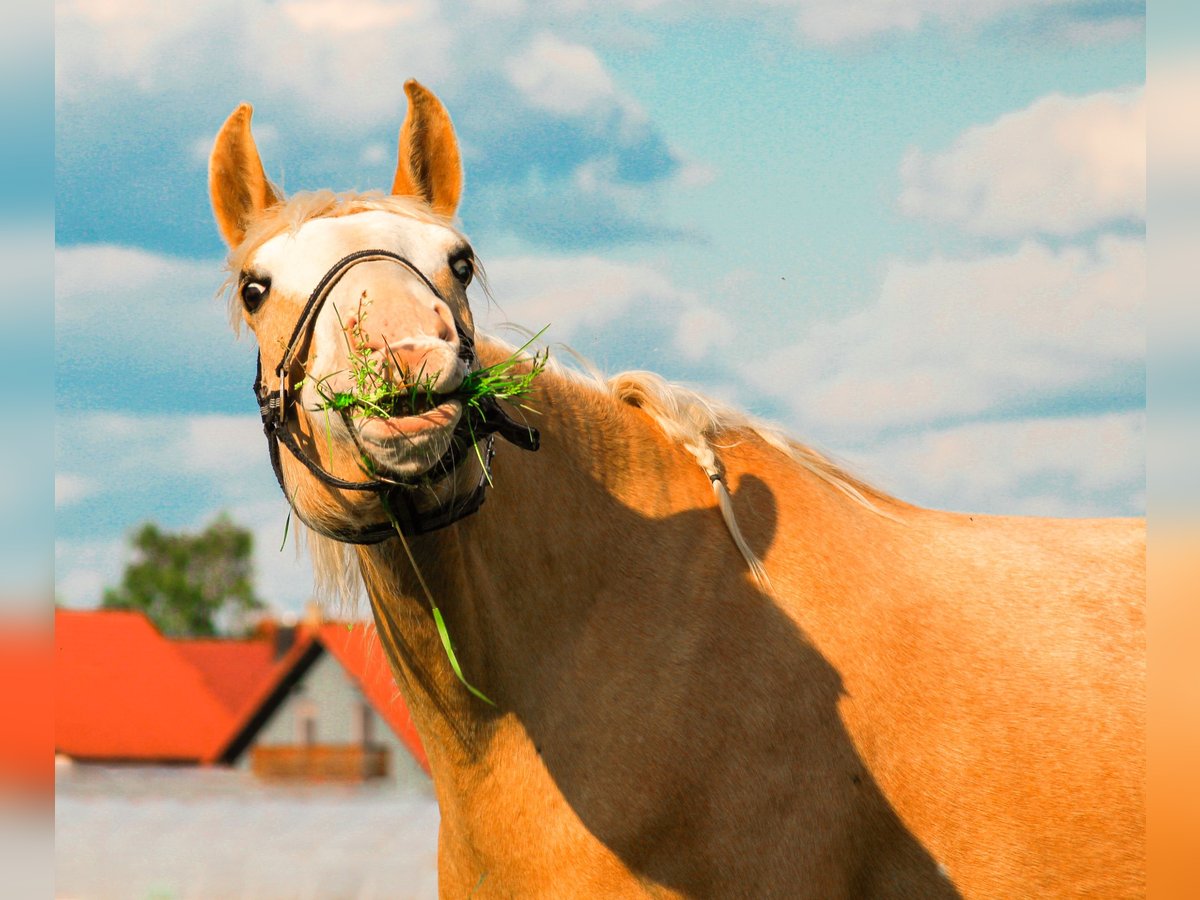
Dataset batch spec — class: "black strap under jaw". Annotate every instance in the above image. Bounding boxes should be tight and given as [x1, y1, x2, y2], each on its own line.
[252, 249, 539, 545]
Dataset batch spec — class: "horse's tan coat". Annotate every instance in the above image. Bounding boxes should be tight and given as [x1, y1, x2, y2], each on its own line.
[210, 81, 1145, 898]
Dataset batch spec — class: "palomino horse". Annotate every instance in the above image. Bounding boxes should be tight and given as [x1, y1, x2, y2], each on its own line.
[209, 81, 1144, 898]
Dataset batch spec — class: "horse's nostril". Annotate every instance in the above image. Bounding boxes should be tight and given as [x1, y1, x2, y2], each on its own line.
[436, 304, 455, 343]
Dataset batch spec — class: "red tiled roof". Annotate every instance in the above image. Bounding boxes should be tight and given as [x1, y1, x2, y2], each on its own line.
[174, 638, 276, 717]
[318, 624, 429, 773]
[54, 610, 233, 763]
[212, 631, 324, 763]
[56, 609, 428, 773]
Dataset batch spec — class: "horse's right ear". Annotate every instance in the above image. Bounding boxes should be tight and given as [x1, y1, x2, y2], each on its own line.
[391, 80, 463, 217]
[209, 104, 281, 247]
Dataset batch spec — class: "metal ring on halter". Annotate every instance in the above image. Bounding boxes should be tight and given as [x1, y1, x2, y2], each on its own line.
[251, 249, 539, 544]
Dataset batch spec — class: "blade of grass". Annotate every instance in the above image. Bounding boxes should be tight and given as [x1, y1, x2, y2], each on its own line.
[279, 508, 292, 552]
[381, 495, 495, 706]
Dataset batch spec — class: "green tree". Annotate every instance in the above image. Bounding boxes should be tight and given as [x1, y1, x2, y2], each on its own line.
[102, 514, 264, 637]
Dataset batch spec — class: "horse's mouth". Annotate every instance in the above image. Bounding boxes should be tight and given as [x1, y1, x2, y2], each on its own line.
[358, 397, 462, 439]
[355, 398, 464, 478]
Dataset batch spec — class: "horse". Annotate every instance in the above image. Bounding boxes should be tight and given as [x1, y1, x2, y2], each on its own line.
[208, 80, 1145, 898]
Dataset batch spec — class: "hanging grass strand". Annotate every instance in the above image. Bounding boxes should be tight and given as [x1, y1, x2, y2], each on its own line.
[303, 319, 549, 704]
[279, 509, 292, 552]
[381, 495, 496, 707]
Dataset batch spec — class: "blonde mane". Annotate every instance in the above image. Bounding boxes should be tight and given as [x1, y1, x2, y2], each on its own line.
[573, 360, 898, 586]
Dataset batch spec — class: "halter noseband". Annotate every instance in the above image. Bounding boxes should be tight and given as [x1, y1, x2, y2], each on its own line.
[253, 248, 539, 545]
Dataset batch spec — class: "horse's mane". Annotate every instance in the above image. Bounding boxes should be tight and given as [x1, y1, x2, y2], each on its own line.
[568, 358, 896, 581]
[597, 367, 893, 515]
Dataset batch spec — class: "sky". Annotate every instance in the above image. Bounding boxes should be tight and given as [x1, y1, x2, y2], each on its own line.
[54, 0, 1147, 616]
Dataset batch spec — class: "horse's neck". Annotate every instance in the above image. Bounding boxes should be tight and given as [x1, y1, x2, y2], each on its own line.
[350, 369, 963, 892]
[356, 367, 707, 764]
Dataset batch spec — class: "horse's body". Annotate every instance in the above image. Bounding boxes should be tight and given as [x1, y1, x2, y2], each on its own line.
[209, 82, 1145, 898]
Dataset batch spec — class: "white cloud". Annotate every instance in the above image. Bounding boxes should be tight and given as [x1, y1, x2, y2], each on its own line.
[785, 0, 1140, 46]
[359, 142, 389, 166]
[57, 3, 686, 247]
[528, 0, 1132, 47]
[505, 33, 621, 118]
[1060, 16, 1144, 46]
[55, 245, 217, 318]
[55, 411, 276, 505]
[844, 411, 1144, 517]
[475, 254, 697, 340]
[465, 0, 527, 16]
[279, 0, 421, 33]
[55, 536, 126, 606]
[55, 0, 227, 96]
[57, 0, 451, 128]
[177, 416, 272, 478]
[470, 252, 744, 393]
[747, 235, 1143, 438]
[54, 2, 632, 136]
[54, 244, 256, 401]
[900, 87, 1145, 237]
[673, 307, 734, 362]
[55, 474, 97, 508]
[791, 0, 937, 44]
[675, 161, 718, 190]
[55, 0, 1142, 120]
[252, 1, 454, 129]
[785, 79, 1145, 519]
[55, 411, 319, 613]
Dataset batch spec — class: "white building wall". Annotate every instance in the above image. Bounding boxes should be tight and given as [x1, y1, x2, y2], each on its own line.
[240, 652, 431, 792]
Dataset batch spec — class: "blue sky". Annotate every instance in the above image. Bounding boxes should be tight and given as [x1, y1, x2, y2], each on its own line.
[55, 0, 1146, 615]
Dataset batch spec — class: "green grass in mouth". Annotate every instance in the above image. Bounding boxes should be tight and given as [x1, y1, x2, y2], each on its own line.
[299, 294, 548, 422]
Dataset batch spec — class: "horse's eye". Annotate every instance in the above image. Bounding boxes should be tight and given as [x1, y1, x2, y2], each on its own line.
[450, 256, 474, 286]
[241, 279, 270, 312]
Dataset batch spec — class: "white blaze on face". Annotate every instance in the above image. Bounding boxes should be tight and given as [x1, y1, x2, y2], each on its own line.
[248, 209, 471, 477]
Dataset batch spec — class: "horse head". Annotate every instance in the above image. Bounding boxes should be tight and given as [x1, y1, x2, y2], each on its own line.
[209, 81, 504, 541]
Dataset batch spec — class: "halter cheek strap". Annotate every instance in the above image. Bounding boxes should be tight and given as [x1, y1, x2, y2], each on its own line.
[253, 249, 539, 545]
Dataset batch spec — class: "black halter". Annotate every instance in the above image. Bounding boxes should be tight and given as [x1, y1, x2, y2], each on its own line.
[253, 249, 539, 545]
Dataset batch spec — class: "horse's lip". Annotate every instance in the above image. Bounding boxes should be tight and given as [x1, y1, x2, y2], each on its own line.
[357, 398, 462, 441]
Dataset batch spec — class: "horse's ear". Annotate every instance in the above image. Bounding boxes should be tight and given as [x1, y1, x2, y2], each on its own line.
[209, 104, 282, 247]
[391, 80, 463, 218]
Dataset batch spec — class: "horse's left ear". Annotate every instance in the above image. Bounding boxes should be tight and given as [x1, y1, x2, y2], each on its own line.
[391, 80, 463, 218]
